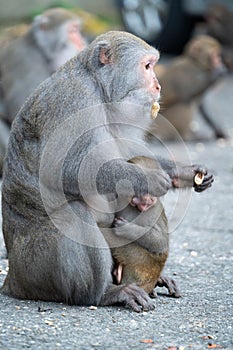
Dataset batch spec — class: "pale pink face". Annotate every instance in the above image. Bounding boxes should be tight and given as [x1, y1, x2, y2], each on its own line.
[140, 54, 161, 101]
[67, 21, 86, 52]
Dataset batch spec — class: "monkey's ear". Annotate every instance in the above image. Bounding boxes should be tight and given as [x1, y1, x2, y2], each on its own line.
[33, 14, 50, 31]
[99, 47, 112, 65]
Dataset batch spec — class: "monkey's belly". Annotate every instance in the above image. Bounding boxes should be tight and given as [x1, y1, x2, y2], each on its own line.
[112, 246, 168, 294]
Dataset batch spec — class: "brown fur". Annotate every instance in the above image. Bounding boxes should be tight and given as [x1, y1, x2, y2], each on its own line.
[111, 157, 173, 296]
[148, 35, 226, 141]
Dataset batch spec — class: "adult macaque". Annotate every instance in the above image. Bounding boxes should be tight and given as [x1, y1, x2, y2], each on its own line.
[110, 157, 179, 298]
[0, 7, 86, 175]
[147, 35, 227, 141]
[1, 31, 213, 312]
[0, 7, 86, 122]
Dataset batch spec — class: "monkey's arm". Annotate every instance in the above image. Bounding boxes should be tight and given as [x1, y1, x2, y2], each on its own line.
[156, 158, 214, 192]
[199, 102, 227, 139]
[95, 159, 172, 198]
[113, 216, 163, 246]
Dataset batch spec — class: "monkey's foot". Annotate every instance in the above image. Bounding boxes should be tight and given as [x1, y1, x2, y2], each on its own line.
[156, 275, 181, 298]
[101, 284, 155, 312]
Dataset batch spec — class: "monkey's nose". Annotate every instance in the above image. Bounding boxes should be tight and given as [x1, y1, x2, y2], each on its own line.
[155, 80, 161, 92]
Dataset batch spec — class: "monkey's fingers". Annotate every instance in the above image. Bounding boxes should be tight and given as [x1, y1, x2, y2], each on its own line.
[193, 166, 208, 176]
[112, 217, 128, 228]
[156, 275, 181, 298]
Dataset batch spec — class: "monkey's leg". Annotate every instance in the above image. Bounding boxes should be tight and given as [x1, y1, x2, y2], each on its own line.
[155, 275, 181, 298]
[64, 201, 155, 311]
[112, 216, 146, 242]
[199, 102, 227, 139]
[2, 199, 154, 312]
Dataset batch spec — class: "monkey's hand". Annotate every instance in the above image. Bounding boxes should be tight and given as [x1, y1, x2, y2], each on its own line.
[113, 217, 128, 227]
[156, 275, 181, 298]
[137, 167, 172, 198]
[172, 165, 214, 192]
[96, 159, 171, 200]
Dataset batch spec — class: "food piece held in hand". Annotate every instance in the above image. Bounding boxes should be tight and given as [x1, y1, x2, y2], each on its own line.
[194, 172, 205, 185]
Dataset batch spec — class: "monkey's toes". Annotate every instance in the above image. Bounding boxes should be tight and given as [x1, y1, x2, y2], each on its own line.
[156, 275, 181, 298]
[123, 284, 155, 312]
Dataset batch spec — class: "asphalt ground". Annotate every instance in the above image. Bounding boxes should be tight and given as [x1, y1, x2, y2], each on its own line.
[0, 75, 232, 350]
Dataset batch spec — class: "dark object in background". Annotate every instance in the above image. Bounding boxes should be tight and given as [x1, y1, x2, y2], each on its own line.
[118, 0, 233, 54]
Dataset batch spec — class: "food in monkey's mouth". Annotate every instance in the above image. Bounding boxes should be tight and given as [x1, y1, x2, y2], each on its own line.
[151, 102, 160, 119]
[194, 172, 205, 185]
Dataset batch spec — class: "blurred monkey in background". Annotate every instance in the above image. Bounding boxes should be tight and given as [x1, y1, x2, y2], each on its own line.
[147, 35, 227, 142]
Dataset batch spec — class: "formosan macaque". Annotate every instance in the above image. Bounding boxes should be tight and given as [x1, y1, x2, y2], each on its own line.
[1, 31, 213, 312]
[147, 35, 227, 141]
[111, 157, 178, 298]
[0, 24, 29, 49]
[0, 7, 86, 175]
[0, 7, 86, 122]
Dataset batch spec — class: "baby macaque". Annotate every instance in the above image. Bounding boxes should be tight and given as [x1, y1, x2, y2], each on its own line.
[111, 156, 179, 297]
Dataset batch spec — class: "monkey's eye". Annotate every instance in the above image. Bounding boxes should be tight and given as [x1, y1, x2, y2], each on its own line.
[145, 63, 151, 70]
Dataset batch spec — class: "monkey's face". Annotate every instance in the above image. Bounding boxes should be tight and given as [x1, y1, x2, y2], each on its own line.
[140, 55, 161, 101]
[67, 20, 86, 52]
